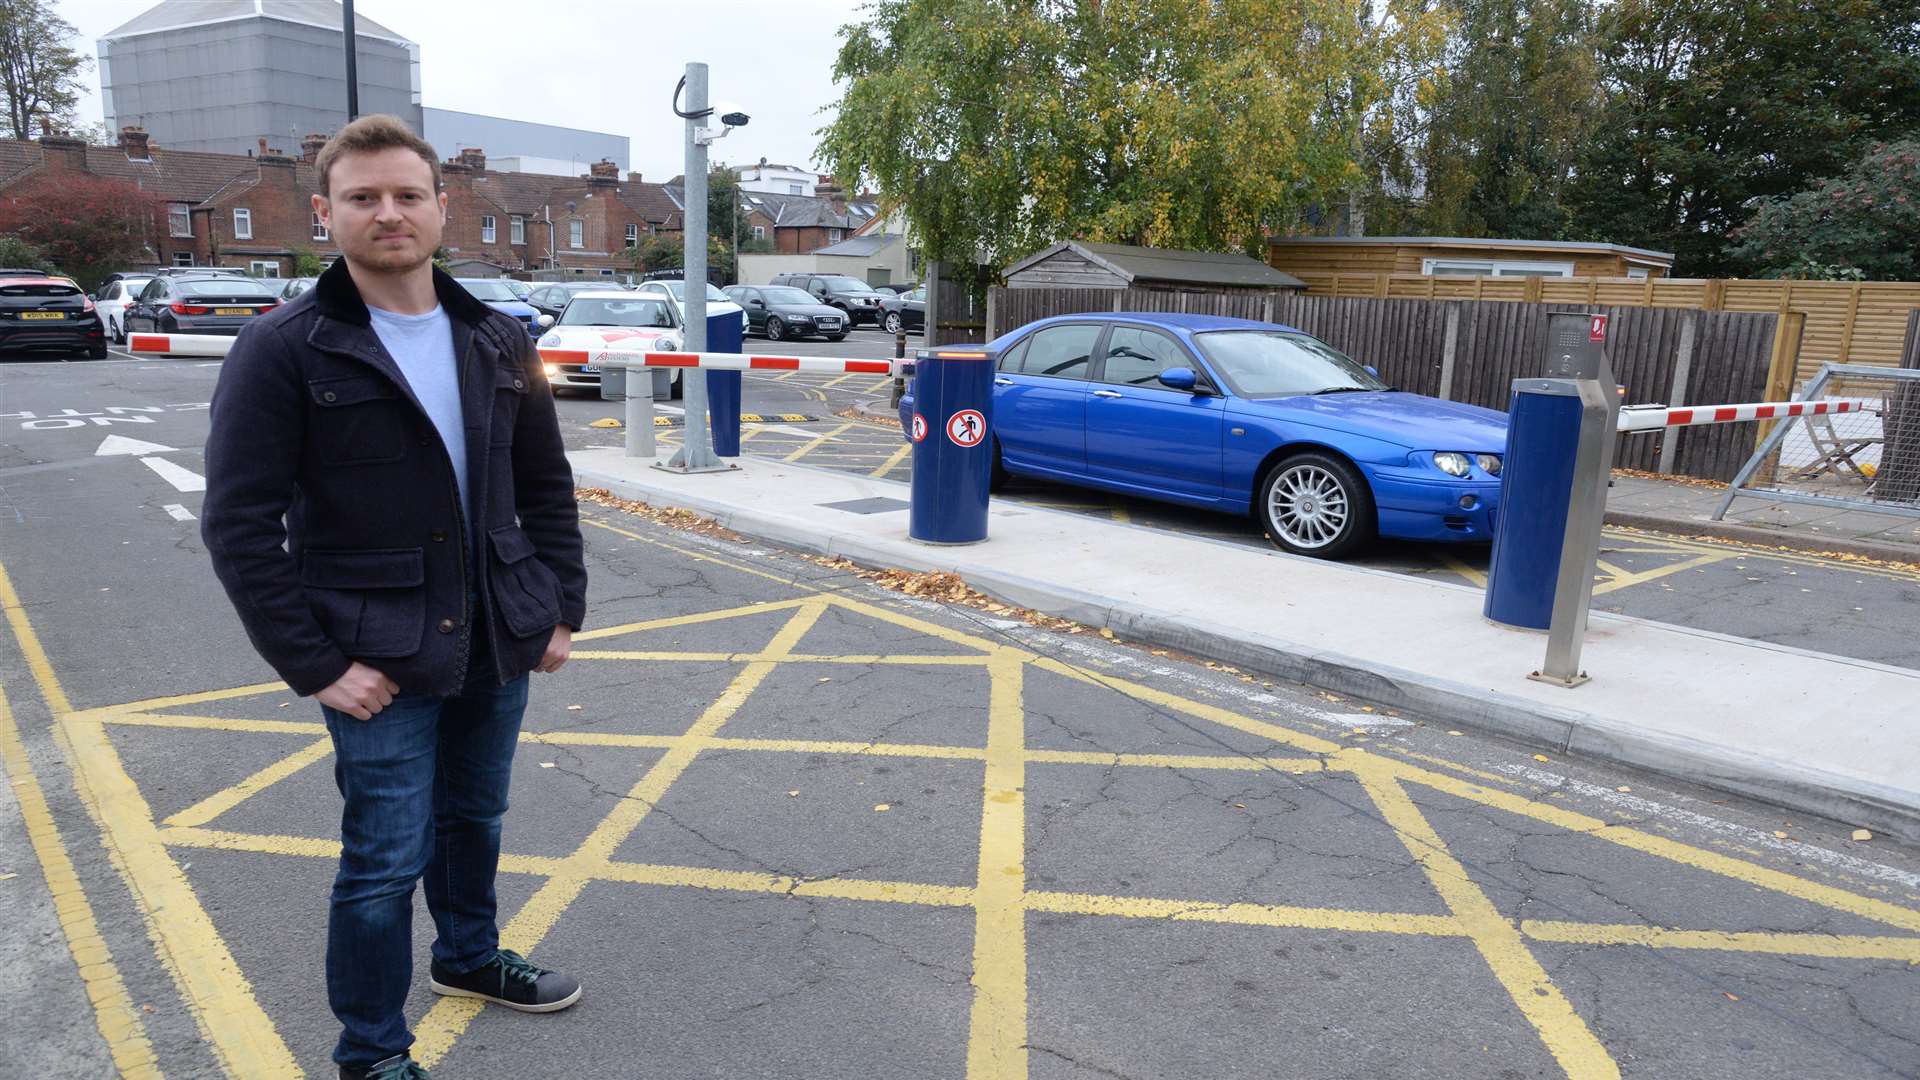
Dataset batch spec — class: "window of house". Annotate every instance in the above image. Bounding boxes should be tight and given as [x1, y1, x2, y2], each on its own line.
[828, 229, 843, 244]
[168, 203, 192, 237]
[599, 268, 615, 276]
[1625, 267, 1651, 281]
[249, 260, 280, 278]
[751, 225, 765, 240]
[1421, 256, 1575, 278]
[481, 215, 496, 244]
[569, 220, 584, 248]
[626, 224, 638, 248]
[311, 212, 328, 241]
[510, 215, 525, 245]
[233, 208, 252, 240]
[787, 182, 802, 194]
[171, 251, 194, 267]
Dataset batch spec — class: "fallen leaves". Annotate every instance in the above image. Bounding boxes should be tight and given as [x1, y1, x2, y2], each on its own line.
[1533, 754, 1552, 763]
[1852, 828, 1874, 842]
[576, 488, 745, 541]
[873, 803, 891, 812]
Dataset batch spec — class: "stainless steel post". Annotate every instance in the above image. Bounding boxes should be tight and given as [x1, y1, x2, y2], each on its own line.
[663, 62, 725, 474]
[1531, 352, 1620, 688]
[624, 360, 656, 458]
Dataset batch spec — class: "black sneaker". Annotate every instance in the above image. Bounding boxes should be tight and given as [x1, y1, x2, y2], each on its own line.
[339, 1053, 429, 1079]
[429, 948, 582, 1013]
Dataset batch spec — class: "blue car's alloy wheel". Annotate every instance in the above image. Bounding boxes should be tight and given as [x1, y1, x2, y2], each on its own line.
[1260, 453, 1376, 558]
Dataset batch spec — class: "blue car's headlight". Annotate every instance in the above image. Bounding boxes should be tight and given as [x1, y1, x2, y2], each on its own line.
[1433, 451, 1473, 477]
[1475, 453, 1502, 476]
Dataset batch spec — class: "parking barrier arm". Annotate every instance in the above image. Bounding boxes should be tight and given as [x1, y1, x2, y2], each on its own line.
[1617, 398, 1877, 433]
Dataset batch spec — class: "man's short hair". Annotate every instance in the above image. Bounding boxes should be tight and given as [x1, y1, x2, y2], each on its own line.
[314, 115, 441, 197]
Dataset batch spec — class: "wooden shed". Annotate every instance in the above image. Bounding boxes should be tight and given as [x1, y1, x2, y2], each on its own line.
[1267, 236, 1675, 281]
[1004, 240, 1307, 293]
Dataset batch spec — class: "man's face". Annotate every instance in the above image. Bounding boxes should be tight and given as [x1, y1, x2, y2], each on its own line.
[314, 147, 446, 274]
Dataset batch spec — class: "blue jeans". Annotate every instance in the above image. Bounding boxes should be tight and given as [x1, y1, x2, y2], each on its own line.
[320, 663, 528, 1067]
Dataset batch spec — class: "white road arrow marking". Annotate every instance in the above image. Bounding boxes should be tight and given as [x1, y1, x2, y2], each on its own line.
[95, 434, 178, 456]
[163, 504, 196, 521]
[141, 457, 205, 493]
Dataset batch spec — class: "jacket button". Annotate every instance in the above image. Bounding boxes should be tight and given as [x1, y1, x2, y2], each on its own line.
[431, 529, 447, 542]
[513, 378, 525, 390]
[438, 618, 456, 634]
[322, 391, 337, 403]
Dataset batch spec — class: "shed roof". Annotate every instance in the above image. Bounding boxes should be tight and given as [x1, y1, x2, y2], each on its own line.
[1268, 234, 1676, 265]
[1006, 241, 1307, 289]
[812, 234, 896, 257]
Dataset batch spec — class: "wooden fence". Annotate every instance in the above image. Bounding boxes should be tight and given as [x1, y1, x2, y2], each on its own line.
[984, 285, 1786, 481]
[1287, 272, 1920, 384]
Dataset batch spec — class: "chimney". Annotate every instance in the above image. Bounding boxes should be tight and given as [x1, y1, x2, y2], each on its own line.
[459, 147, 486, 171]
[627, 171, 643, 183]
[301, 133, 327, 163]
[588, 159, 619, 185]
[816, 176, 847, 215]
[118, 126, 151, 159]
[257, 137, 268, 156]
[37, 134, 89, 172]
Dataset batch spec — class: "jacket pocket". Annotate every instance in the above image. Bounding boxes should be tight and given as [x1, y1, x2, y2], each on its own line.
[309, 374, 406, 465]
[301, 547, 426, 658]
[490, 363, 531, 447]
[487, 524, 562, 639]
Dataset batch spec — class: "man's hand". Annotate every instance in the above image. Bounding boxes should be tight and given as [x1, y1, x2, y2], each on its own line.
[535, 625, 572, 674]
[316, 662, 400, 721]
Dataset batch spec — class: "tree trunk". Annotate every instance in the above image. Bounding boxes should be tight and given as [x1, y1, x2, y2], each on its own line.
[1347, 186, 1367, 237]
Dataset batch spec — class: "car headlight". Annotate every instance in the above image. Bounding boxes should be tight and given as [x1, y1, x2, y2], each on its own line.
[1475, 453, 1502, 476]
[543, 363, 558, 378]
[1433, 451, 1473, 477]
[659, 337, 680, 352]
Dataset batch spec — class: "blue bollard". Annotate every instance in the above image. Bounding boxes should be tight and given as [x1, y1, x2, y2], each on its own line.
[705, 309, 744, 457]
[908, 345, 996, 544]
[1484, 382, 1585, 629]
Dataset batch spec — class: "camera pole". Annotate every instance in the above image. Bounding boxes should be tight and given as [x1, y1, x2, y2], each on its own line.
[663, 62, 726, 473]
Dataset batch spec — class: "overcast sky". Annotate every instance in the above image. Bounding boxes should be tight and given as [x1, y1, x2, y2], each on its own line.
[51, 0, 867, 180]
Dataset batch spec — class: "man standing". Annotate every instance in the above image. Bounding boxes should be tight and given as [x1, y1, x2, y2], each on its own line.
[202, 115, 587, 1080]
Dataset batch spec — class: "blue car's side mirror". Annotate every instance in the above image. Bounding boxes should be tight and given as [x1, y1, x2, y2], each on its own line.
[1158, 367, 1198, 391]
[1364, 365, 1380, 378]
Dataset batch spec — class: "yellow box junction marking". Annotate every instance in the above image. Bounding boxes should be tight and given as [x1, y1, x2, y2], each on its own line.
[7, 517, 1920, 1080]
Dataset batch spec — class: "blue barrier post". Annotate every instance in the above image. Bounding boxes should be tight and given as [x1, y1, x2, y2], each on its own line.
[705, 309, 743, 457]
[1483, 383, 1585, 630]
[908, 345, 996, 544]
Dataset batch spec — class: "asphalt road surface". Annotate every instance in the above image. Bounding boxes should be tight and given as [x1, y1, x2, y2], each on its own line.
[1, 344, 1918, 1079]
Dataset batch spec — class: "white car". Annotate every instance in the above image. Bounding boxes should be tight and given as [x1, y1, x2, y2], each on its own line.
[95, 276, 153, 344]
[633, 279, 747, 342]
[535, 291, 682, 397]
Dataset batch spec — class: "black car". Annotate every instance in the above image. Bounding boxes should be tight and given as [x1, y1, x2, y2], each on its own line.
[723, 285, 849, 342]
[125, 275, 281, 337]
[878, 285, 925, 335]
[0, 274, 107, 359]
[767, 272, 888, 326]
[525, 281, 626, 322]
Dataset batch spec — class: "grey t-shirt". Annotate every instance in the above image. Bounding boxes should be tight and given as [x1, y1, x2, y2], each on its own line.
[367, 304, 470, 530]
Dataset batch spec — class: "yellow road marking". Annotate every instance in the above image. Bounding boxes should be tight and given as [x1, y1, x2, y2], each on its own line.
[1521, 921, 1920, 961]
[782, 421, 856, 461]
[965, 651, 1028, 1080]
[1028, 655, 1344, 757]
[66, 681, 288, 723]
[1025, 891, 1466, 937]
[101, 712, 325, 735]
[410, 600, 828, 1067]
[572, 649, 988, 665]
[163, 736, 332, 829]
[0, 678, 162, 1078]
[1357, 763, 1619, 1079]
[1594, 559, 1631, 581]
[583, 517, 809, 591]
[1108, 500, 1131, 525]
[1026, 750, 1324, 772]
[1592, 551, 1732, 596]
[1436, 553, 1488, 588]
[573, 597, 812, 642]
[1604, 526, 1920, 582]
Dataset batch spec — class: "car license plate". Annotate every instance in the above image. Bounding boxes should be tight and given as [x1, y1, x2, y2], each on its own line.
[19, 311, 62, 320]
[578, 365, 599, 375]
[213, 307, 254, 316]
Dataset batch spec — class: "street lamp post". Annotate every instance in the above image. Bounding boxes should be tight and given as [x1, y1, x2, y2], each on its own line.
[663, 63, 725, 473]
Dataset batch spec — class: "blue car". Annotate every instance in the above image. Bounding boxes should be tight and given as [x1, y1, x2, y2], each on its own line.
[457, 278, 544, 336]
[900, 313, 1507, 558]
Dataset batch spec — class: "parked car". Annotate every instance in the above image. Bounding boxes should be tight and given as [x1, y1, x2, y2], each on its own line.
[95, 275, 155, 344]
[878, 285, 925, 336]
[279, 276, 318, 300]
[634, 279, 746, 343]
[534, 292, 680, 396]
[898, 313, 1506, 558]
[457, 278, 543, 335]
[155, 266, 250, 278]
[500, 279, 532, 301]
[767, 272, 887, 326]
[525, 281, 626, 323]
[871, 282, 918, 296]
[722, 284, 847, 342]
[1, 273, 108, 359]
[124, 275, 280, 338]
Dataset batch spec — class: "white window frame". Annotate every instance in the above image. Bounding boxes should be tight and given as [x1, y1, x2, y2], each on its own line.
[625, 223, 638, 248]
[232, 208, 252, 240]
[171, 251, 194, 267]
[311, 212, 328, 241]
[1625, 266, 1651, 281]
[510, 215, 525, 245]
[569, 220, 584, 249]
[249, 260, 280, 278]
[599, 268, 615, 276]
[480, 214, 496, 244]
[751, 225, 765, 240]
[1421, 256, 1575, 278]
[168, 203, 192, 237]
[787, 182, 803, 194]
[828, 229, 843, 244]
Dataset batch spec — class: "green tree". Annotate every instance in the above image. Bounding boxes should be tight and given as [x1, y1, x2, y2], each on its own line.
[0, 173, 158, 289]
[0, 232, 48, 270]
[289, 246, 326, 278]
[819, 0, 1438, 267]
[1568, 0, 1920, 277]
[0, 0, 89, 140]
[1727, 139, 1920, 281]
[634, 235, 684, 273]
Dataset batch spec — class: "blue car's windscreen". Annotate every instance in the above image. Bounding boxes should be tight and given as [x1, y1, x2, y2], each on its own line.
[1193, 331, 1388, 398]
[460, 280, 521, 302]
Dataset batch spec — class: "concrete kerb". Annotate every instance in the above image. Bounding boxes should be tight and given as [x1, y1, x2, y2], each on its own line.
[573, 461, 1920, 845]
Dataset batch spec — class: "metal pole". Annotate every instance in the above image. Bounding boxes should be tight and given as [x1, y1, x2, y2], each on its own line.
[342, 0, 359, 120]
[1532, 353, 1619, 688]
[663, 62, 725, 473]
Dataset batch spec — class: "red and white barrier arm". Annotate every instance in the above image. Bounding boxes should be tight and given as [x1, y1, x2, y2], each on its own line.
[1616, 398, 1878, 433]
[127, 332, 234, 357]
[538, 348, 897, 375]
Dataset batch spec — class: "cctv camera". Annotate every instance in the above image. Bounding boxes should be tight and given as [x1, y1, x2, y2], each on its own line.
[716, 104, 750, 128]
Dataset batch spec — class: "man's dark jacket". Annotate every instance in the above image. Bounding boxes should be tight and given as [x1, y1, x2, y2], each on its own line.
[202, 261, 587, 698]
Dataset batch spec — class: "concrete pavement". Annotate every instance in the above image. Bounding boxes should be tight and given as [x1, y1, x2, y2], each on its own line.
[571, 449, 1920, 843]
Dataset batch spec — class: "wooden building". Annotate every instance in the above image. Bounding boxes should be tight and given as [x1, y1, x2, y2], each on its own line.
[1267, 236, 1675, 281]
[1004, 240, 1307, 293]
